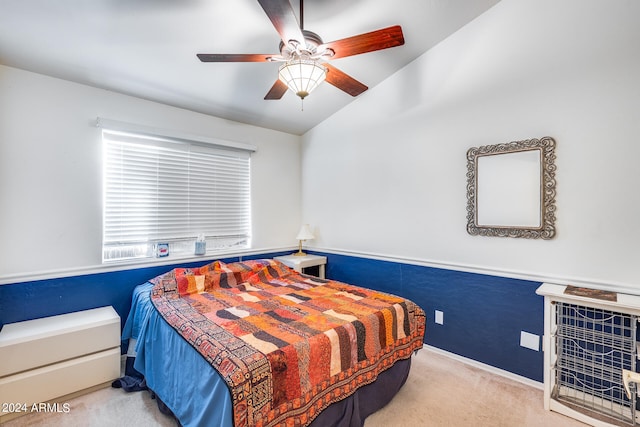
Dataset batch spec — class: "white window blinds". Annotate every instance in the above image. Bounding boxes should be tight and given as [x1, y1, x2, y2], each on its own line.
[101, 127, 252, 262]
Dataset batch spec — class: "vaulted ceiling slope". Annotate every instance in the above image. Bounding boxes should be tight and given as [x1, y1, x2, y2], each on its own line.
[0, 0, 500, 135]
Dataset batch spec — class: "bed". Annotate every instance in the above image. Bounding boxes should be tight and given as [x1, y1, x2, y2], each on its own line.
[121, 258, 425, 427]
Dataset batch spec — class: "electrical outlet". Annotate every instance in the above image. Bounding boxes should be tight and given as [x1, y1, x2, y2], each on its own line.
[435, 310, 444, 325]
[520, 331, 540, 351]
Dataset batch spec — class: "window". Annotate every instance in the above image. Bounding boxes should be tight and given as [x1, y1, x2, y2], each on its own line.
[100, 122, 253, 262]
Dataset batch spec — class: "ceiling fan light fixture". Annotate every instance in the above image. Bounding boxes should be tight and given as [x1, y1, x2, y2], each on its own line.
[278, 59, 327, 99]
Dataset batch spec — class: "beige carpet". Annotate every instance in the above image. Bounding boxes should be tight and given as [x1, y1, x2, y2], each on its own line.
[2, 348, 588, 427]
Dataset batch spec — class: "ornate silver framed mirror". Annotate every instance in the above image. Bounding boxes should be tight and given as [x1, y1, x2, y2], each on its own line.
[466, 137, 557, 239]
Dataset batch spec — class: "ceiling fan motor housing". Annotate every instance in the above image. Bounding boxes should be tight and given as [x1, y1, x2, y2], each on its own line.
[279, 30, 328, 60]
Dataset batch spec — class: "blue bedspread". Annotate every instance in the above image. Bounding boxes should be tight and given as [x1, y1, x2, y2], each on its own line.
[122, 283, 233, 427]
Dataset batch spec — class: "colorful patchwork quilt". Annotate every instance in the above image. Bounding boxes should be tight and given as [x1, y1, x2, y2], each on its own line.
[150, 259, 425, 427]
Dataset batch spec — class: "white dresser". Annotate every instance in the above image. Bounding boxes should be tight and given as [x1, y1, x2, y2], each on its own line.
[0, 306, 121, 422]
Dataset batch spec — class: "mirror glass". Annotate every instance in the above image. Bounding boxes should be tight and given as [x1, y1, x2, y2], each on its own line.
[476, 149, 541, 227]
[466, 137, 556, 239]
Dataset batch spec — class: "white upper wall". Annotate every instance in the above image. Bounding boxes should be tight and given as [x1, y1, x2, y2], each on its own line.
[301, 0, 640, 290]
[0, 65, 301, 279]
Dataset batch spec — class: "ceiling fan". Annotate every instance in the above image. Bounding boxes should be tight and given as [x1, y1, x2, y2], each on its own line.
[197, 0, 405, 101]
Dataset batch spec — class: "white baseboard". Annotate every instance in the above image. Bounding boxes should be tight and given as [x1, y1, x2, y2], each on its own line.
[423, 344, 544, 390]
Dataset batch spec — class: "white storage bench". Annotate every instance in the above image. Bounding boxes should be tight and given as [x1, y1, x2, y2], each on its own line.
[0, 306, 120, 422]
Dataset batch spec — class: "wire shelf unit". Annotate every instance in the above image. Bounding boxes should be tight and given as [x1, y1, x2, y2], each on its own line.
[553, 302, 638, 425]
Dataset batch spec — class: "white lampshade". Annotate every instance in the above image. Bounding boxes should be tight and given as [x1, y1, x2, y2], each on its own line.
[278, 59, 327, 99]
[296, 224, 315, 241]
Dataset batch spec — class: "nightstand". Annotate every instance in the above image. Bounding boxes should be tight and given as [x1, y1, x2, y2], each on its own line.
[274, 254, 327, 279]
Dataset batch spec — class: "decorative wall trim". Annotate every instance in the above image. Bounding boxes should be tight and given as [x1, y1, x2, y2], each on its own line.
[0, 246, 296, 285]
[308, 247, 640, 297]
[5, 244, 638, 298]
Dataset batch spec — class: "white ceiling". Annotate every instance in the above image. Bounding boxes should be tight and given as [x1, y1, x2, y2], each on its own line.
[0, 0, 500, 135]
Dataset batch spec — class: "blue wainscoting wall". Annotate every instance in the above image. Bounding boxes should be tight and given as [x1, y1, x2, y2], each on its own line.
[314, 252, 545, 382]
[0, 252, 290, 329]
[0, 250, 545, 382]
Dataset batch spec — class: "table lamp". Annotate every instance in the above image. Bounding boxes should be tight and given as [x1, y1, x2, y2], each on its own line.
[294, 224, 314, 256]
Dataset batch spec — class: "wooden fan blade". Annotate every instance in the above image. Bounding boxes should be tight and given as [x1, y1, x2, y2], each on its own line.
[197, 53, 273, 62]
[321, 25, 404, 60]
[264, 79, 288, 100]
[257, 0, 305, 46]
[324, 63, 368, 97]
